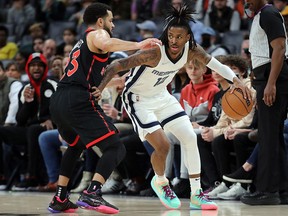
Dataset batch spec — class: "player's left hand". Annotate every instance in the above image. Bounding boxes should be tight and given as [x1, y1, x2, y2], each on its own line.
[138, 38, 162, 50]
[91, 86, 102, 101]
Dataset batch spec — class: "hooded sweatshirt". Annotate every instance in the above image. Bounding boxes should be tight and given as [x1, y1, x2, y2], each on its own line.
[180, 74, 219, 122]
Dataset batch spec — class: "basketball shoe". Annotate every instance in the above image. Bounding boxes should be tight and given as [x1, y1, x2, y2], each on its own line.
[190, 189, 218, 210]
[48, 195, 78, 213]
[150, 176, 181, 209]
[76, 189, 119, 214]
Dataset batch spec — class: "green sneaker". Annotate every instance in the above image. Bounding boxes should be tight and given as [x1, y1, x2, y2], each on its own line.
[190, 189, 218, 210]
[151, 176, 181, 209]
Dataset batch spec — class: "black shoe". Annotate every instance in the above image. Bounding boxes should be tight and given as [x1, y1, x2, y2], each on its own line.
[240, 191, 280, 205]
[48, 195, 78, 213]
[280, 192, 288, 204]
[125, 181, 142, 195]
[12, 177, 39, 191]
[173, 178, 190, 198]
[76, 189, 119, 214]
[139, 187, 156, 197]
[223, 167, 253, 184]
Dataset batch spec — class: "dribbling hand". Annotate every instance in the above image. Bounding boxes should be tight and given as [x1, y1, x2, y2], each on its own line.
[231, 78, 252, 102]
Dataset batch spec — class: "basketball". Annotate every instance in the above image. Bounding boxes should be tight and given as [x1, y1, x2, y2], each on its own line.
[221, 88, 253, 120]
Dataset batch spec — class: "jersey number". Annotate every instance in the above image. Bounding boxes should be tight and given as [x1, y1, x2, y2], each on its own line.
[154, 76, 169, 87]
[67, 49, 81, 77]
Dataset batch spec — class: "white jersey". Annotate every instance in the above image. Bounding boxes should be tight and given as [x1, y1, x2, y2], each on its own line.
[123, 42, 189, 97]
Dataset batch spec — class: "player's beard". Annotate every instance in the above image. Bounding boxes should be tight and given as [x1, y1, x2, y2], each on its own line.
[104, 25, 112, 37]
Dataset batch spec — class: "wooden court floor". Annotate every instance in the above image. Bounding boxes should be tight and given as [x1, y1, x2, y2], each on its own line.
[0, 191, 287, 216]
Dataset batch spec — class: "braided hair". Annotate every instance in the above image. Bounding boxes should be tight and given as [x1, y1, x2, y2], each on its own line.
[159, 4, 197, 50]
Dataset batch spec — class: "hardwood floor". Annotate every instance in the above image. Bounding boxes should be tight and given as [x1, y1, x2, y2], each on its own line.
[0, 191, 286, 216]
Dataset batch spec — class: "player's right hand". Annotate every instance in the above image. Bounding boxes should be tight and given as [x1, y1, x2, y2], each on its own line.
[231, 77, 252, 102]
[91, 86, 102, 101]
[138, 38, 162, 50]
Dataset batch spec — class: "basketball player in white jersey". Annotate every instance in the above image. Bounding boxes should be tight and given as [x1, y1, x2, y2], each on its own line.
[98, 4, 251, 210]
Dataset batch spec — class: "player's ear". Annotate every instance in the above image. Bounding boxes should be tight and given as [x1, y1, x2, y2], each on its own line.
[97, 18, 104, 27]
[186, 33, 191, 42]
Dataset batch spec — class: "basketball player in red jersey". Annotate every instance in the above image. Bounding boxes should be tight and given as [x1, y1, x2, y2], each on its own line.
[48, 2, 161, 214]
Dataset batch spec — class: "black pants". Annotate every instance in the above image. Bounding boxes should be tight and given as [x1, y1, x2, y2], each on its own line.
[0, 125, 46, 179]
[197, 134, 221, 187]
[254, 82, 288, 192]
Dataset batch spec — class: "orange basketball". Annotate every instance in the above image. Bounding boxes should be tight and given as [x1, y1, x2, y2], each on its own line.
[221, 88, 254, 120]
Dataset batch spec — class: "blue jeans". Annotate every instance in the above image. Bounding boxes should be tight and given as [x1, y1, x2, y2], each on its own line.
[38, 129, 66, 183]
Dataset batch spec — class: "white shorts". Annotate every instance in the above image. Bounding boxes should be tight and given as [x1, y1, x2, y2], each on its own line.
[122, 90, 189, 141]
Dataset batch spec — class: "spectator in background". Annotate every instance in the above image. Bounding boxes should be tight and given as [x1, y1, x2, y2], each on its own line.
[56, 28, 78, 56]
[42, 0, 67, 22]
[7, 0, 36, 42]
[13, 51, 28, 83]
[0, 60, 22, 190]
[63, 44, 73, 57]
[19, 23, 46, 56]
[33, 37, 45, 53]
[5, 62, 22, 80]
[0, 26, 18, 60]
[42, 39, 57, 65]
[136, 20, 157, 41]
[131, 0, 159, 22]
[204, 0, 241, 35]
[281, 4, 288, 33]
[0, 61, 22, 126]
[200, 26, 230, 56]
[110, 0, 132, 20]
[48, 55, 64, 81]
[69, 0, 95, 27]
[4, 53, 57, 191]
[273, 0, 288, 12]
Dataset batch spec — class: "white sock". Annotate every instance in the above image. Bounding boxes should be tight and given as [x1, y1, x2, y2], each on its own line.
[155, 174, 168, 184]
[190, 177, 201, 195]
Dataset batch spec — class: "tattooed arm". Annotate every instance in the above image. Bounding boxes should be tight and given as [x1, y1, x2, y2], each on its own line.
[98, 47, 160, 91]
[189, 45, 251, 100]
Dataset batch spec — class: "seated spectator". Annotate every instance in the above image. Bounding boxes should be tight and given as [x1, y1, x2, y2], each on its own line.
[7, 0, 36, 42]
[131, 0, 159, 22]
[0, 53, 58, 191]
[48, 55, 64, 81]
[13, 51, 28, 83]
[0, 60, 22, 190]
[32, 36, 45, 53]
[19, 23, 46, 56]
[200, 26, 230, 56]
[136, 20, 158, 41]
[42, 38, 57, 65]
[56, 28, 78, 56]
[110, 0, 132, 20]
[5, 62, 22, 80]
[203, 0, 241, 35]
[42, 0, 67, 22]
[0, 25, 18, 60]
[203, 55, 256, 200]
[37, 130, 67, 192]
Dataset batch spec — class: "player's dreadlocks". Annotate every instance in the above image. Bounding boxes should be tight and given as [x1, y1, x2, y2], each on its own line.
[159, 3, 197, 50]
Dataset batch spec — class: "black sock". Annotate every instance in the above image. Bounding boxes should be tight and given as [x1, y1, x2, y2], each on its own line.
[55, 185, 68, 201]
[87, 180, 102, 193]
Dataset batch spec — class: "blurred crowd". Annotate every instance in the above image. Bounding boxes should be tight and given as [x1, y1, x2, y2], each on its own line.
[0, 0, 288, 202]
